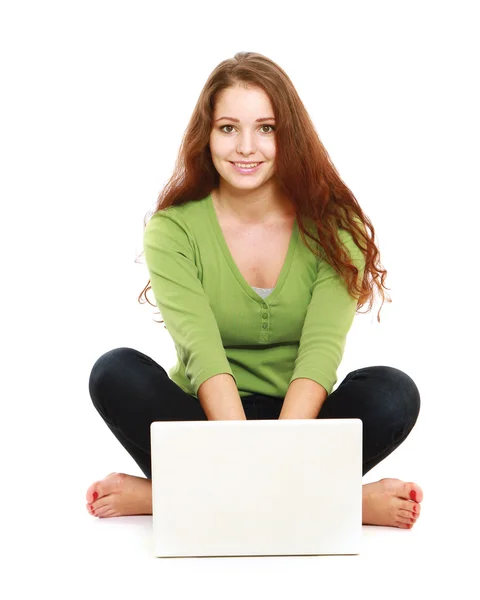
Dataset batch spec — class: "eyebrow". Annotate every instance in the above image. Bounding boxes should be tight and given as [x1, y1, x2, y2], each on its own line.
[214, 116, 275, 123]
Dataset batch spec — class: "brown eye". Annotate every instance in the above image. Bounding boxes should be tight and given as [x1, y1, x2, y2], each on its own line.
[220, 125, 234, 133]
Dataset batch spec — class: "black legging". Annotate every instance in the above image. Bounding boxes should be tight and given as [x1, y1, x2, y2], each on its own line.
[88, 347, 421, 479]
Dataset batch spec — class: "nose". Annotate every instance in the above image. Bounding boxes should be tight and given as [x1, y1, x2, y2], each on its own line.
[237, 131, 256, 155]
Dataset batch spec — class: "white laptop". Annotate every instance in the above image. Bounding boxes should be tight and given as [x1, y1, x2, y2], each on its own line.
[150, 418, 362, 557]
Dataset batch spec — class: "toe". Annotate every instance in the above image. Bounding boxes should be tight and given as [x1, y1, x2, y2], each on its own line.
[86, 472, 122, 504]
[405, 482, 423, 503]
[86, 481, 101, 504]
[402, 481, 423, 503]
[399, 508, 417, 521]
[396, 514, 413, 525]
[93, 505, 107, 517]
[86, 503, 96, 517]
[402, 500, 420, 516]
[91, 497, 112, 512]
[94, 505, 116, 518]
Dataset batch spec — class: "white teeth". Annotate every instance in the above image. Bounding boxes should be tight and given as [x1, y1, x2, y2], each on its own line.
[233, 162, 259, 168]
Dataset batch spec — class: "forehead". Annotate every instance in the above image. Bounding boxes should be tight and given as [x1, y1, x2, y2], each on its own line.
[213, 85, 274, 117]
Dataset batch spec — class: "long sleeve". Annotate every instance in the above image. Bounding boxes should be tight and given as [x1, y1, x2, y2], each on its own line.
[143, 210, 236, 395]
[288, 226, 366, 395]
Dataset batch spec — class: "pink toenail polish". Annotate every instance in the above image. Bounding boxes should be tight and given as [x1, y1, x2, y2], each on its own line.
[413, 504, 417, 512]
[410, 490, 417, 501]
[93, 492, 98, 501]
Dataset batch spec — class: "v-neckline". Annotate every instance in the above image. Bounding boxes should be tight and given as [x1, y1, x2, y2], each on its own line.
[206, 192, 299, 303]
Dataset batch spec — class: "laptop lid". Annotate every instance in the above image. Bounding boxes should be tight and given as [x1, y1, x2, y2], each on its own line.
[150, 418, 362, 557]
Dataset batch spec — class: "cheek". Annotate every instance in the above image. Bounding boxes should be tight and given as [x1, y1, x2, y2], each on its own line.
[260, 138, 276, 158]
[208, 133, 216, 153]
[209, 133, 229, 157]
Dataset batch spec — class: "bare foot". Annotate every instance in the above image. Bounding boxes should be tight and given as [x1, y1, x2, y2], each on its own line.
[362, 478, 423, 528]
[86, 473, 423, 528]
[86, 472, 152, 518]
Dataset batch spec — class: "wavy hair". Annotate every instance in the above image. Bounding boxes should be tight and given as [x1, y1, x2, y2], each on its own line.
[137, 51, 391, 322]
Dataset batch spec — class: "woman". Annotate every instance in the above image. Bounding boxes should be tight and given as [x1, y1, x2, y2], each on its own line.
[86, 52, 422, 529]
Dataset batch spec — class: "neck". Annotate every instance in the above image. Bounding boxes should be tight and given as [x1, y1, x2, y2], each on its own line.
[212, 181, 295, 225]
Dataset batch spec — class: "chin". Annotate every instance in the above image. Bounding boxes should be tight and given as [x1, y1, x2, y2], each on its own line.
[227, 180, 266, 191]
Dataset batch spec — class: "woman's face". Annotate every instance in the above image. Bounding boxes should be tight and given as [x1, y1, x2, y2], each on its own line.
[209, 84, 277, 193]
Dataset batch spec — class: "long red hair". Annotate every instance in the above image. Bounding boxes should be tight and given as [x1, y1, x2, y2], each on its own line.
[138, 51, 391, 322]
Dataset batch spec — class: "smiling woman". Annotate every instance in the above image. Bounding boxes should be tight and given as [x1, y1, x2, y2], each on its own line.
[208, 85, 281, 215]
[86, 52, 422, 531]
[139, 52, 390, 320]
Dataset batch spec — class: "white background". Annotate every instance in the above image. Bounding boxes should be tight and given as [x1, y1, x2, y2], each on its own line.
[2, 0, 479, 598]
